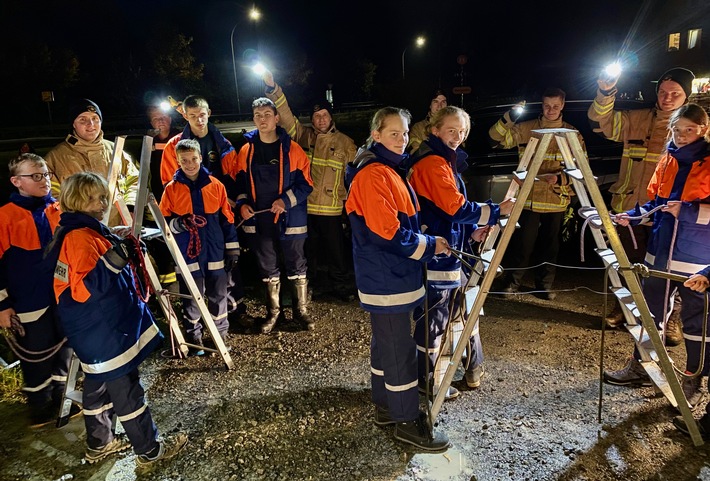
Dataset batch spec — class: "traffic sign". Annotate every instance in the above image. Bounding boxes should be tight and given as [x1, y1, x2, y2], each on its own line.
[452, 86, 472, 95]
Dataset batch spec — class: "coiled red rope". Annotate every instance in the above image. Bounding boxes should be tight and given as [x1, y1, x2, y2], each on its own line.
[123, 234, 153, 303]
[182, 214, 207, 259]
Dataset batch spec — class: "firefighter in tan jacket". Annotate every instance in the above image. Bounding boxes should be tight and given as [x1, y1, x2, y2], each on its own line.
[489, 88, 583, 300]
[261, 68, 358, 301]
[44, 99, 139, 227]
[587, 67, 694, 262]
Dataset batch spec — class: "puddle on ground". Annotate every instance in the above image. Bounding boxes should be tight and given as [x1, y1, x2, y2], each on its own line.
[407, 448, 473, 480]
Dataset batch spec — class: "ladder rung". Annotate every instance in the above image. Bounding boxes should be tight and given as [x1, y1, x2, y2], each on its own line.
[564, 168, 584, 181]
[596, 248, 618, 268]
[64, 390, 83, 404]
[626, 324, 656, 353]
[611, 287, 642, 321]
[513, 171, 527, 182]
[641, 361, 678, 406]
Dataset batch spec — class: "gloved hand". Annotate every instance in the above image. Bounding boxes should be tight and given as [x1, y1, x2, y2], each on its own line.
[113, 238, 140, 263]
[507, 102, 525, 123]
[224, 250, 240, 272]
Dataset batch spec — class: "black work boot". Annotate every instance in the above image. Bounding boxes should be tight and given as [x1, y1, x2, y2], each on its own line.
[393, 412, 450, 452]
[261, 279, 281, 334]
[292, 278, 314, 331]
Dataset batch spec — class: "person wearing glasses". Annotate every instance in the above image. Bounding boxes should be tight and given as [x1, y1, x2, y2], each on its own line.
[0, 153, 72, 426]
[44, 99, 139, 226]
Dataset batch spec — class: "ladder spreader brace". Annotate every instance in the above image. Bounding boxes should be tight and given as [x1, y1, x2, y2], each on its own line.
[429, 128, 703, 447]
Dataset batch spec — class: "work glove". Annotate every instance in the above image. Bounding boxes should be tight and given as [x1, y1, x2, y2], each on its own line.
[224, 249, 240, 272]
[507, 102, 525, 123]
[113, 238, 141, 263]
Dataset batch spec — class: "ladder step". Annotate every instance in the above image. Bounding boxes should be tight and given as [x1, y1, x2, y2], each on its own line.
[611, 287, 642, 321]
[564, 168, 584, 182]
[640, 361, 678, 407]
[64, 390, 83, 404]
[480, 249, 503, 276]
[626, 324, 656, 355]
[463, 285, 483, 317]
[513, 171, 527, 183]
[596, 248, 618, 268]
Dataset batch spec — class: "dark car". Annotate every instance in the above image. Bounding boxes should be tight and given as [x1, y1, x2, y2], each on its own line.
[463, 99, 654, 203]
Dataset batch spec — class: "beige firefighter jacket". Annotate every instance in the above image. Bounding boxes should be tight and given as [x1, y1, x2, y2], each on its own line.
[587, 88, 673, 213]
[408, 116, 430, 154]
[266, 84, 357, 216]
[489, 112, 581, 213]
[45, 131, 139, 225]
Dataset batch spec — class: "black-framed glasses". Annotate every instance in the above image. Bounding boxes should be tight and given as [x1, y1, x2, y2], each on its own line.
[14, 172, 53, 182]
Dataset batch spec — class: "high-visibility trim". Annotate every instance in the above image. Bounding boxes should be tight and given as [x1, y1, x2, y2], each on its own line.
[243, 226, 256, 234]
[307, 205, 343, 215]
[0, 289, 8, 302]
[311, 157, 344, 170]
[158, 272, 177, 284]
[385, 379, 418, 393]
[237, 193, 247, 201]
[225, 241, 240, 250]
[286, 274, 307, 280]
[425, 269, 460, 282]
[359, 285, 425, 308]
[22, 376, 52, 392]
[592, 99, 615, 117]
[80, 324, 160, 375]
[417, 344, 440, 354]
[175, 262, 201, 274]
[644, 253, 707, 274]
[371, 366, 384, 377]
[610, 111, 622, 142]
[698, 205, 710, 225]
[207, 260, 225, 271]
[285, 226, 307, 235]
[214, 311, 228, 321]
[684, 333, 710, 342]
[286, 189, 297, 207]
[17, 307, 49, 323]
[409, 234, 427, 260]
[83, 403, 114, 416]
[52, 374, 67, 383]
[522, 200, 569, 211]
[100, 255, 122, 274]
[117, 403, 147, 422]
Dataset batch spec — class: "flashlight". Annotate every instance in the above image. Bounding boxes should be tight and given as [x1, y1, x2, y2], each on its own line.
[159, 101, 171, 112]
[604, 62, 622, 79]
[514, 101, 526, 114]
[252, 63, 266, 76]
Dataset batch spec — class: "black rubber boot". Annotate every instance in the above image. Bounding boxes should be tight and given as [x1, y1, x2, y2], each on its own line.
[393, 412, 450, 452]
[261, 279, 281, 334]
[292, 278, 314, 331]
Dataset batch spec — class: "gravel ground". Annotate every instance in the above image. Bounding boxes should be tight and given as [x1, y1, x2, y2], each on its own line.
[2, 266, 710, 481]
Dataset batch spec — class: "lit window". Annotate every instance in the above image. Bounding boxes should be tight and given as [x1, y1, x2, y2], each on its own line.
[668, 32, 680, 51]
[688, 28, 702, 49]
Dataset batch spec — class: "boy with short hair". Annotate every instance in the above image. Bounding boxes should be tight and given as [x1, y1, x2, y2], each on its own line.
[232, 97, 313, 334]
[160, 95, 249, 324]
[48, 171, 187, 466]
[0, 153, 71, 426]
[160, 139, 239, 351]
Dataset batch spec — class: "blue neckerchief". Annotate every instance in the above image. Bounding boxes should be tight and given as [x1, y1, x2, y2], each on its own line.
[10, 192, 55, 247]
[174, 166, 211, 189]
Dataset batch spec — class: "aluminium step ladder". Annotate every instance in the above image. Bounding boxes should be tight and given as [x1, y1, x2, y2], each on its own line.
[429, 128, 703, 447]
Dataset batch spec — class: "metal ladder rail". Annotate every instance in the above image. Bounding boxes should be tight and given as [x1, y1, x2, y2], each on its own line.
[431, 136, 541, 393]
[430, 132, 553, 417]
[560, 130, 702, 446]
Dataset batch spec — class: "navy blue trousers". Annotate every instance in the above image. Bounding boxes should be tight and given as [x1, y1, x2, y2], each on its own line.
[178, 272, 230, 342]
[82, 369, 159, 455]
[370, 311, 419, 422]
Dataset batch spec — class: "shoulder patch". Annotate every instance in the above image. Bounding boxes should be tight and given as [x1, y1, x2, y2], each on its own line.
[54, 260, 69, 283]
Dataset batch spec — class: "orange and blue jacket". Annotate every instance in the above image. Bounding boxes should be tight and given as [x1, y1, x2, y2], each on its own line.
[408, 136, 500, 287]
[628, 139, 710, 275]
[51, 212, 162, 381]
[345, 144, 438, 313]
[0, 193, 60, 321]
[231, 127, 313, 239]
[160, 167, 239, 277]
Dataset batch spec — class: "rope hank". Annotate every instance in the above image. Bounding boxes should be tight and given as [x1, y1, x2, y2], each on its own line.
[577, 204, 666, 262]
[123, 234, 153, 303]
[182, 214, 207, 259]
[1, 314, 67, 363]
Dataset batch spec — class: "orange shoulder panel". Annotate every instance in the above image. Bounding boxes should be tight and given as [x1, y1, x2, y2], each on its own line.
[55, 228, 110, 303]
[410, 155, 465, 216]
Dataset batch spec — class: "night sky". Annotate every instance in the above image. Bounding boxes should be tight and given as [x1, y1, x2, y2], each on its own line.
[0, 0, 673, 122]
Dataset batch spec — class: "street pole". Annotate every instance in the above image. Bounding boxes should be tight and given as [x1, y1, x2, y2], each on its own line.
[230, 23, 241, 115]
[401, 47, 408, 80]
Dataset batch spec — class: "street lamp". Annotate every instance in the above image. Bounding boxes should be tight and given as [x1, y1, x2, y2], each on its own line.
[402, 35, 426, 80]
[230, 6, 262, 114]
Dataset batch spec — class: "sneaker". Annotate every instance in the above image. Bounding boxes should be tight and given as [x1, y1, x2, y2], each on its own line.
[136, 432, 188, 470]
[393, 412, 450, 452]
[418, 383, 460, 401]
[85, 436, 131, 464]
[374, 406, 396, 427]
[673, 415, 710, 440]
[188, 338, 205, 357]
[465, 365, 485, 389]
[665, 314, 684, 347]
[681, 374, 704, 409]
[603, 358, 652, 387]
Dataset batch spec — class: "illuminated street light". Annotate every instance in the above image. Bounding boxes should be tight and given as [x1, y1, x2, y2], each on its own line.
[402, 35, 426, 80]
[231, 7, 262, 114]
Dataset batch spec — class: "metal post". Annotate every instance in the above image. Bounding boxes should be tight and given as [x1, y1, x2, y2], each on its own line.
[401, 47, 408, 80]
[230, 23, 241, 115]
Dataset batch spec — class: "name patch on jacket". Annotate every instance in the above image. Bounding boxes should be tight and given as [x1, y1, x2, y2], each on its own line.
[54, 261, 69, 283]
